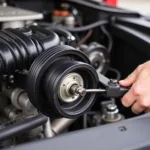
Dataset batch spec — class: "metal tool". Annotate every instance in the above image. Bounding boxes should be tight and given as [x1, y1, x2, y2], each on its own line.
[70, 73, 130, 98]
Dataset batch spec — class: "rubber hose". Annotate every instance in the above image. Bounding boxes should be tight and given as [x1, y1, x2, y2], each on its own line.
[47, 27, 75, 45]
[0, 114, 47, 141]
[63, 20, 108, 32]
[67, 0, 141, 17]
[0, 26, 60, 74]
[49, 28, 75, 41]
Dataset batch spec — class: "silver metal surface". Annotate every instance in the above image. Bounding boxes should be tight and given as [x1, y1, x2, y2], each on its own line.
[44, 118, 53, 138]
[86, 89, 106, 93]
[105, 108, 119, 120]
[0, 5, 43, 22]
[102, 104, 124, 123]
[109, 79, 118, 84]
[4, 105, 19, 120]
[2, 21, 25, 29]
[18, 92, 34, 111]
[75, 87, 106, 96]
[76, 87, 86, 96]
[52, 118, 75, 135]
[64, 15, 75, 27]
[4, 88, 34, 111]
[10, 88, 25, 109]
[106, 104, 117, 111]
[58, 73, 84, 103]
[89, 51, 106, 73]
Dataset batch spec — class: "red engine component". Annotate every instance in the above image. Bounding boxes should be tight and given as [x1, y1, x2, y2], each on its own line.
[104, 0, 118, 7]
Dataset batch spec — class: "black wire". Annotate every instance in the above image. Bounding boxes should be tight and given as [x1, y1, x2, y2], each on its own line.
[39, 20, 108, 33]
[108, 67, 121, 80]
[67, 0, 141, 17]
[63, 20, 108, 32]
[101, 25, 113, 53]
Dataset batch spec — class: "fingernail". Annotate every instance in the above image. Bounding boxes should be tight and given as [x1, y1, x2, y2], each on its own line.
[119, 80, 124, 83]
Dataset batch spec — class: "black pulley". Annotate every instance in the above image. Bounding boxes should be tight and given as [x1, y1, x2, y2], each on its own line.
[27, 45, 99, 118]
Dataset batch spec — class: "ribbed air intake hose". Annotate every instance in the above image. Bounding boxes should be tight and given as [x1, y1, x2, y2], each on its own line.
[0, 25, 60, 75]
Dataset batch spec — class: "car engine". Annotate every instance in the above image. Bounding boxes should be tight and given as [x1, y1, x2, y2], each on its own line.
[0, 0, 149, 149]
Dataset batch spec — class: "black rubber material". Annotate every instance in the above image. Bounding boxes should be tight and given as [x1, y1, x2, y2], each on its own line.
[43, 59, 99, 118]
[0, 26, 60, 74]
[27, 45, 99, 118]
[0, 93, 10, 113]
[63, 20, 108, 32]
[0, 114, 47, 141]
[48, 27, 75, 42]
[67, 0, 141, 17]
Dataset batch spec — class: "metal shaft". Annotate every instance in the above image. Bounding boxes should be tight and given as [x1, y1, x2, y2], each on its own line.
[75, 87, 106, 96]
[85, 89, 106, 93]
[51, 118, 75, 135]
[70, 84, 106, 96]
[44, 117, 53, 138]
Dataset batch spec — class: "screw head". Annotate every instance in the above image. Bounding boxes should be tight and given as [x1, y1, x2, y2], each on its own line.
[109, 79, 118, 84]
[106, 104, 117, 111]
[76, 87, 86, 96]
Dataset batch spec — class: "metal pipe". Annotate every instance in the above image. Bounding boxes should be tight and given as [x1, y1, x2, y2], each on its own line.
[0, 114, 47, 141]
[4, 88, 35, 111]
[51, 118, 75, 135]
[44, 117, 53, 138]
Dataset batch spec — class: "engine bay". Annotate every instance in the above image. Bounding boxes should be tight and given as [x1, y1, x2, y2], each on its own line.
[0, 0, 149, 149]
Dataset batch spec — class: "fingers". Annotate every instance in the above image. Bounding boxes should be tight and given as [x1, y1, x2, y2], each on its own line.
[122, 87, 150, 114]
[121, 83, 145, 114]
[119, 71, 137, 86]
[119, 62, 150, 114]
[131, 101, 145, 114]
[120, 65, 143, 87]
[144, 108, 150, 113]
[121, 87, 136, 107]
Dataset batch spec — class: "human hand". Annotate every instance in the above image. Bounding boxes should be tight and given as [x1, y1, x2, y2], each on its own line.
[119, 61, 150, 114]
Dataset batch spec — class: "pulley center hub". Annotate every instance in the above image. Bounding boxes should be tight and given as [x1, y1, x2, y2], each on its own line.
[58, 73, 84, 103]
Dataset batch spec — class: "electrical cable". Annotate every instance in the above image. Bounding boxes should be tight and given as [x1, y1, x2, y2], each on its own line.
[108, 67, 121, 80]
[67, 0, 141, 17]
[0, 114, 47, 141]
[100, 26, 113, 53]
[40, 20, 108, 33]
[77, 30, 93, 46]
[63, 20, 108, 32]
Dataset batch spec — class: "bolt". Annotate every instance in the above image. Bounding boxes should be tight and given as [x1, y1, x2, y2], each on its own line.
[106, 104, 117, 111]
[109, 79, 118, 85]
[9, 75, 14, 84]
[70, 85, 86, 97]
[76, 87, 86, 97]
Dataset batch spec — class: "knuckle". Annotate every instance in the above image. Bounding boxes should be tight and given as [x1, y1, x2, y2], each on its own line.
[121, 97, 131, 107]
[126, 74, 134, 81]
[137, 65, 143, 71]
[131, 106, 139, 114]
[127, 74, 131, 80]
[132, 86, 141, 96]
[142, 69, 149, 76]
[139, 99, 149, 107]
[146, 60, 150, 65]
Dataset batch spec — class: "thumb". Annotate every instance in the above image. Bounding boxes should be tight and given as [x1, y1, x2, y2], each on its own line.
[119, 70, 138, 86]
